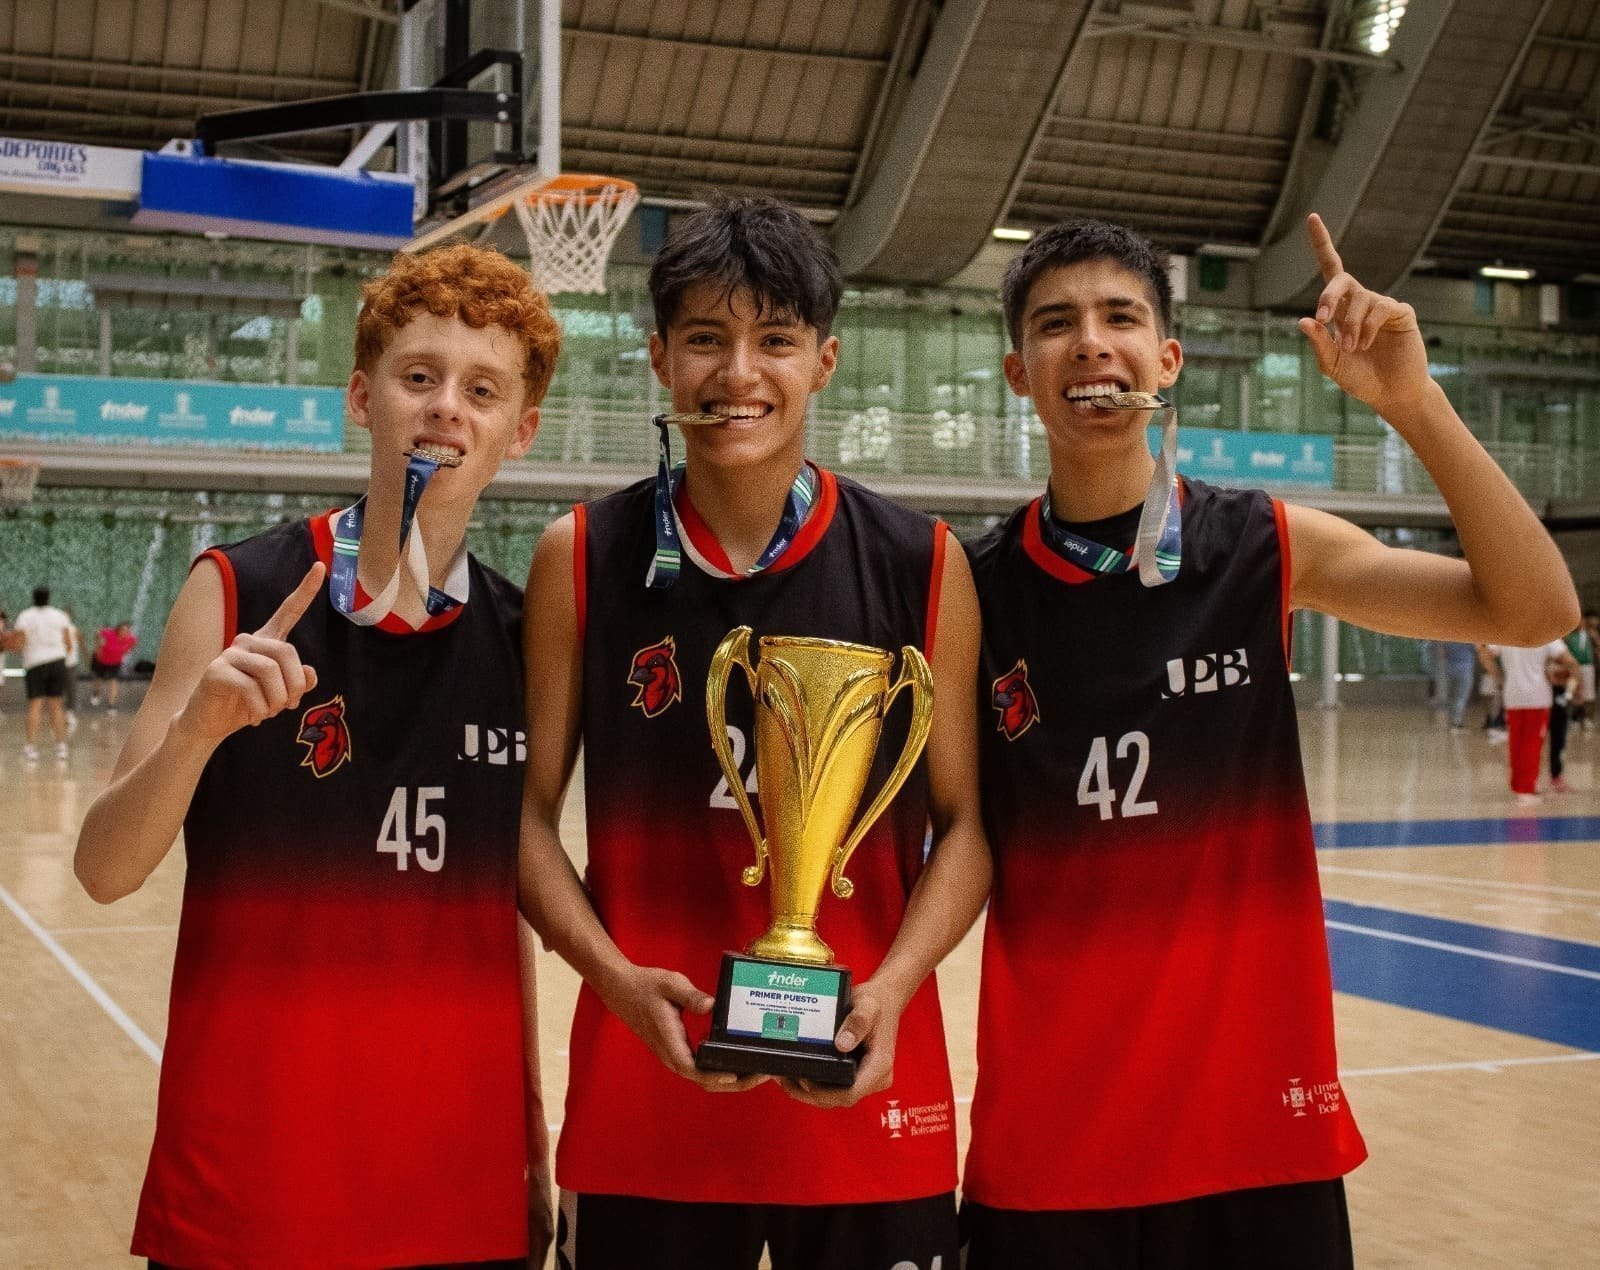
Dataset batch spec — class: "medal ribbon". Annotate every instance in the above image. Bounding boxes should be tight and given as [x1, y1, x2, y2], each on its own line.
[1038, 406, 1182, 586]
[330, 452, 468, 626]
[645, 416, 818, 589]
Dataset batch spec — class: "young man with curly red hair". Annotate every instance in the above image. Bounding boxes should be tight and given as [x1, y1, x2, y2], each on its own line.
[76, 244, 562, 1269]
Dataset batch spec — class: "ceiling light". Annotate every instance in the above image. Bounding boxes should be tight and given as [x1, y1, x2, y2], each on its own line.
[1479, 265, 1533, 280]
[992, 227, 1032, 242]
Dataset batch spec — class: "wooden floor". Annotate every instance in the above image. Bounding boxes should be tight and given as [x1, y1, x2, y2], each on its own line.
[3, 693, 1597, 1268]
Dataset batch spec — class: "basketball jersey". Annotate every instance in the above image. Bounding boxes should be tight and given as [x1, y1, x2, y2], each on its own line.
[559, 469, 959, 1205]
[963, 479, 1367, 1211]
[132, 516, 531, 1269]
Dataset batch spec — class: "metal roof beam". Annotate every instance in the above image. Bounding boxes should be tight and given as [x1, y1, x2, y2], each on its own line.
[316, 0, 398, 23]
[567, 27, 887, 68]
[1469, 152, 1600, 178]
[1047, 116, 1291, 153]
[832, 0, 1096, 282]
[0, 80, 283, 111]
[1081, 17, 1399, 71]
[0, 51, 353, 95]
[1254, 0, 1553, 309]
[565, 125, 857, 164]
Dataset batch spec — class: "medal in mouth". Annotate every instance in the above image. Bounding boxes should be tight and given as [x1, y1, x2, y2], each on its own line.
[405, 443, 465, 468]
[1082, 390, 1172, 411]
[655, 412, 725, 427]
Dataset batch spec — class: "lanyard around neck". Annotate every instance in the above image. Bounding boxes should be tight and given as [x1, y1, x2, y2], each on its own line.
[330, 452, 468, 626]
[1037, 403, 1182, 586]
[645, 414, 818, 590]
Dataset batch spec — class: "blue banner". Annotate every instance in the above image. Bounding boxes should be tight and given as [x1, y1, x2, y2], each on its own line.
[0, 373, 344, 451]
[1149, 425, 1333, 488]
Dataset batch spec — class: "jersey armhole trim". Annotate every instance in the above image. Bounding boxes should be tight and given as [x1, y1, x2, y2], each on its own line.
[572, 502, 588, 647]
[194, 548, 238, 646]
[1271, 496, 1292, 665]
[925, 520, 949, 659]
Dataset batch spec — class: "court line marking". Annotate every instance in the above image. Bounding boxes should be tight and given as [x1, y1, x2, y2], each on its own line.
[1319, 863, 1600, 900]
[48, 923, 180, 936]
[1340, 1052, 1600, 1077]
[1325, 919, 1600, 981]
[0, 883, 163, 1065]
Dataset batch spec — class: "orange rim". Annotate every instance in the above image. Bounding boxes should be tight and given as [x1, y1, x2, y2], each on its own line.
[528, 173, 640, 206]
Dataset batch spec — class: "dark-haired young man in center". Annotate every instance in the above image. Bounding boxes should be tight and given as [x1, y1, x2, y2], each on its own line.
[519, 195, 991, 1268]
[961, 215, 1577, 1268]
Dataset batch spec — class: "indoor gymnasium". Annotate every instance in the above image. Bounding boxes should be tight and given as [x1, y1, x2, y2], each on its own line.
[2, 2, 1597, 1267]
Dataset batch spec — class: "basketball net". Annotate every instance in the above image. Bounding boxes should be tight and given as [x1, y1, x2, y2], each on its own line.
[0, 458, 40, 506]
[512, 174, 641, 295]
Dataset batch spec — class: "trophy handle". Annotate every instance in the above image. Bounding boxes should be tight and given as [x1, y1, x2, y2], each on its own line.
[829, 645, 934, 899]
[706, 626, 769, 887]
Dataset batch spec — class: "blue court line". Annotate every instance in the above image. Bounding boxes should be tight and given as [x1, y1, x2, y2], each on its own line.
[1314, 815, 1600, 849]
[1324, 899, 1600, 1051]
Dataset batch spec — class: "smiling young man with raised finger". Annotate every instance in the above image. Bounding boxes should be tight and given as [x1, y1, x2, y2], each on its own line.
[76, 244, 562, 1270]
[959, 216, 1578, 1269]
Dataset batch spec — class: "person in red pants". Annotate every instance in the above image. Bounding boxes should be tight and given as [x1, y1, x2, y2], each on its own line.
[1480, 642, 1580, 805]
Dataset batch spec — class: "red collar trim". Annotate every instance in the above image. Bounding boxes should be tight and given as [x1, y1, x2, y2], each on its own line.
[1021, 498, 1095, 584]
[672, 465, 838, 580]
[311, 511, 466, 635]
[1021, 480, 1188, 585]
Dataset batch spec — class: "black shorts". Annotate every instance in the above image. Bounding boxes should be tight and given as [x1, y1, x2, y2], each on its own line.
[24, 659, 67, 700]
[90, 656, 121, 679]
[961, 1178, 1353, 1270]
[556, 1189, 959, 1270]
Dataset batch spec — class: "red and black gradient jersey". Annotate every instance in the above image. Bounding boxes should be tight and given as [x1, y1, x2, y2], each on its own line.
[132, 516, 531, 1270]
[963, 479, 1366, 1211]
[559, 469, 959, 1205]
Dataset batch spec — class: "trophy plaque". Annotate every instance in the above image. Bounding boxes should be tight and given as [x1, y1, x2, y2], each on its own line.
[695, 626, 933, 1086]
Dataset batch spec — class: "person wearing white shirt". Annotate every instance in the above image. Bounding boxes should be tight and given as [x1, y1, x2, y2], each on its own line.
[9, 586, 75, 762]
[1479, 641, 1581, 804]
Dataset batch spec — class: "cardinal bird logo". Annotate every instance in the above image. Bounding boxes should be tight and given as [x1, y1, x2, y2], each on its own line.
[297, 695, 353, 778]
[628, 636, 683, 718]
[991, 660, 1041, 742]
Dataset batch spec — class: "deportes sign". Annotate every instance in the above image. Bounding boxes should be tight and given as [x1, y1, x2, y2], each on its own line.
[0, 373, 344, 451]
[0, 136, 141, 201]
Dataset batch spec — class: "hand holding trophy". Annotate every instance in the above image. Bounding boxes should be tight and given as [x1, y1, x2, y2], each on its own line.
[694, 626, 934, 1087]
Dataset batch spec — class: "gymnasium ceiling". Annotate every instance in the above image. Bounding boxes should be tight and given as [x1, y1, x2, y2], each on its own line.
[2, 0, 1597, 298]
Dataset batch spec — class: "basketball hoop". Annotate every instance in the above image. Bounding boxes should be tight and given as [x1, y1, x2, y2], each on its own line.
[510, 174, 641, 295]
[0, 458, 40, 506]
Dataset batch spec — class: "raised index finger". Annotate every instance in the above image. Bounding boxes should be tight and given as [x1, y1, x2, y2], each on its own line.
[1307, 213, 1344, 283]
[256, 561, 326, 640]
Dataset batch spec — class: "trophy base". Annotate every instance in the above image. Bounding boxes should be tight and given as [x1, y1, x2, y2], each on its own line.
[694, 952, 858, 1088]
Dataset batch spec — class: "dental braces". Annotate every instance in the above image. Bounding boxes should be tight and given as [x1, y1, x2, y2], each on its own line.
[405, 444, 465, 468]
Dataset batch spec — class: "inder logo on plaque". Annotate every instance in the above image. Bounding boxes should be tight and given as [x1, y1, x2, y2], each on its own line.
[695, 626, 933, 1086]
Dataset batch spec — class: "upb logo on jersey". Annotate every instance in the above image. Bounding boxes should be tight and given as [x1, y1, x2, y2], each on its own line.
[297, 695, 352, 778]
[1162, 648, 1251, 698]
[459, 724, 526, 765]
[991, 659, 1041, 741]
[628, 635, 682, 718]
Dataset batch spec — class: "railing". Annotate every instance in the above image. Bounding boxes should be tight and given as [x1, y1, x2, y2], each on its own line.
[341, 398, 1598, 504]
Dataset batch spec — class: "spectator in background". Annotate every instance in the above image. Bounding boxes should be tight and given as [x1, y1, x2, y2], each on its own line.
[1438, 639, 1478, 731]
[1568, 612, 1595, 734]
[61, 605, 84, 735]
[1546, 654, 1584, 793]
[1479, 641, 1580, 806]
[90, 621, 138, 713]
[6, 586, 76, 762]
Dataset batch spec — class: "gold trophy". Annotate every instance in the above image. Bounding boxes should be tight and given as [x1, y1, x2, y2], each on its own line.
[695, 626, 933, 1086]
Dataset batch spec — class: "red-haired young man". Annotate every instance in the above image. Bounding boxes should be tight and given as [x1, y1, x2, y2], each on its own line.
[77, 245, 562, 1269]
